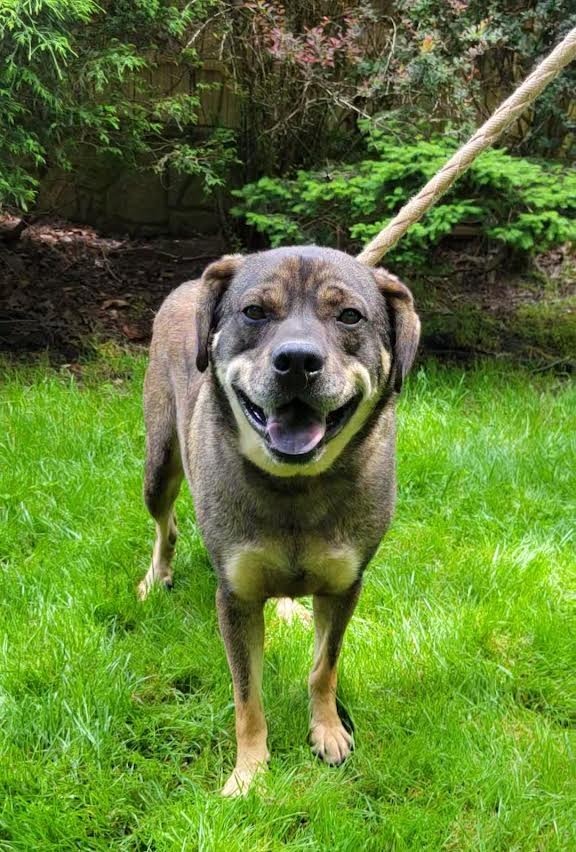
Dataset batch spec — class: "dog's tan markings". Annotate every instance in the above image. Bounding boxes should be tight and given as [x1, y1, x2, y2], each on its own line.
[224, 542, 287, 601]
[216, 359, 274, 470]
[262, 285, 287, 317]
[298, 255, 316, 285]
[242, 284, 287, 318]
[138, 513, 178, 600]
[224, 540, 360, 600]
[309, 584, 361, 765]
[317, 284, 346, 314]
[217, 588, 269, 797]
[380, 347, 391, 379]
[346, 363, 373, 399]
[302, 258, 341, 292]
[316, 283, 369, 320]
[265, 256, 299, 294]
[281, 255, 303, 281]
[304, 541, 360, 594]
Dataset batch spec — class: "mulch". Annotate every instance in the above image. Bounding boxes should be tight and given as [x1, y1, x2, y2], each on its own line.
[0, 217, 227, 360]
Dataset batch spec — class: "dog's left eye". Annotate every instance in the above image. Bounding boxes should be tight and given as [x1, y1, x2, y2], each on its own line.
[243, 305, 266, 321]
[338, 308, 363, 325]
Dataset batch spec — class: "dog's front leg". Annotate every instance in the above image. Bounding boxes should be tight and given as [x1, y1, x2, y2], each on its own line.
[309, 581, 362, 765]
[216, 586, 269, 797]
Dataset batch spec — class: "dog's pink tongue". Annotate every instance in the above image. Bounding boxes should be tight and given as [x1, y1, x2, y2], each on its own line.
[267, 404, 326, 455]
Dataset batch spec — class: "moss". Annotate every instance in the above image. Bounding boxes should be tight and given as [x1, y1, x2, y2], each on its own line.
[514, 298, 576, 359]
[422, 307, 502, 355]
[419, 282, 575, 363]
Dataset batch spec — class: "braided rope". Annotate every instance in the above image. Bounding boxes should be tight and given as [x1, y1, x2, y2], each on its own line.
[357, 27, 576, 267]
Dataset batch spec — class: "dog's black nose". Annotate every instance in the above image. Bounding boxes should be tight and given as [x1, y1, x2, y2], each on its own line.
[272, 341, 325, 378]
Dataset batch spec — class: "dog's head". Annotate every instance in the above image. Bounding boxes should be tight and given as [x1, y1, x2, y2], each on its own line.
[195, 246, 420, 476]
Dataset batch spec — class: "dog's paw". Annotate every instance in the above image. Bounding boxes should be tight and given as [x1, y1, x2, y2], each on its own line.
[221, 761, 266, 797]
[137, 572, 173, 601]
[310, 720, 353, 765]
[137, 578, 151, 601]
[275, 597, 312, 627]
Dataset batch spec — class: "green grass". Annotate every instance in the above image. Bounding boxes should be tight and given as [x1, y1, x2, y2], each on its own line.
[1, 352, 575, 850]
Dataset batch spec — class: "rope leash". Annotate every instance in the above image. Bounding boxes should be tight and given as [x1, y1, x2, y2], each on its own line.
[356, 27, 576, 267]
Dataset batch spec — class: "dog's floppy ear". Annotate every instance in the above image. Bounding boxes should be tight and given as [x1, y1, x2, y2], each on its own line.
[372, 268, 420, 392]
[195, 254, 244, 372]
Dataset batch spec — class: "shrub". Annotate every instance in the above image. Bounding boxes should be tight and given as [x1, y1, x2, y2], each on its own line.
[220, 0, 575, 184]
[0, 0, 235, 213]
[232, 130, 576, 267]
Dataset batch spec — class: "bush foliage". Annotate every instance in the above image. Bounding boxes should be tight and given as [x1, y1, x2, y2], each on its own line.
[221, 0, 575, 179]
[233, 129, 576, 266]
[0, 0, 235, 211]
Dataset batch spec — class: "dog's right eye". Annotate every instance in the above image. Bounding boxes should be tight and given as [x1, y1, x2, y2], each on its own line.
[243, 305, 267, 321]
[338, 308, 363, 325]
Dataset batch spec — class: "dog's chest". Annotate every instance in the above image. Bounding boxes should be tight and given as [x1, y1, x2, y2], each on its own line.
[223, 537, 360, 600]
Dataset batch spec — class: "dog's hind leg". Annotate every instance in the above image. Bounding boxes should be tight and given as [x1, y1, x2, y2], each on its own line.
[138, 367, 183, 600]
[308, 581, 361, 765]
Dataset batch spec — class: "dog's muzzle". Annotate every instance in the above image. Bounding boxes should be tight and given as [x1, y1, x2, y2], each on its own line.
[234, 387, 361, 462]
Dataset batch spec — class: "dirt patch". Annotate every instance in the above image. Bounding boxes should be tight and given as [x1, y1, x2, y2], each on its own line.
[0, 216, 227, 360]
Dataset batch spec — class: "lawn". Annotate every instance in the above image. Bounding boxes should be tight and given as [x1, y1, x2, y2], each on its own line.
[0, 351, 574, 850]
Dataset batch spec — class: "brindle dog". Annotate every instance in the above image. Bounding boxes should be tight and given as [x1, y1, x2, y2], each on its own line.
[138, 246, 420, 796]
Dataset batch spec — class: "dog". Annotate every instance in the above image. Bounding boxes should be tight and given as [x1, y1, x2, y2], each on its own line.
[138, 246, 420, 796]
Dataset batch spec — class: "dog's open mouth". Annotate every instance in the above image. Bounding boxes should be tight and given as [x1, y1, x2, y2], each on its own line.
[234, 388, 361, 460]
